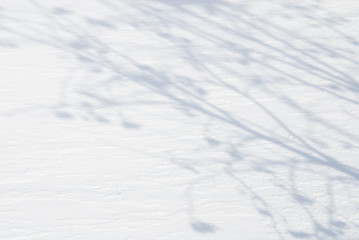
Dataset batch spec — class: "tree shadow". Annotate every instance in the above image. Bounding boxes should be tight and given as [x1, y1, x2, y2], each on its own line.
[1, 0, 358, 238]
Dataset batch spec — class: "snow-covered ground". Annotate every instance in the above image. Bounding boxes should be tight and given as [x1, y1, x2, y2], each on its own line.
[1, 0, 359, 239]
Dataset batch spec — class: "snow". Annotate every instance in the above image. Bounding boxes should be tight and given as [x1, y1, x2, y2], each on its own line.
[1, 0, 359, 239]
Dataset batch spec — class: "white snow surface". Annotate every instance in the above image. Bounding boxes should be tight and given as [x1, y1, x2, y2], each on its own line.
[1, 0, 359, 239]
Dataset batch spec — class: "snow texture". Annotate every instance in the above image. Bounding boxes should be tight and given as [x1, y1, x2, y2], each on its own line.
[1, 0, 359, 239]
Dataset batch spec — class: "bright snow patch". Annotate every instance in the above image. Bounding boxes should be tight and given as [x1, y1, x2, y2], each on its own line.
[1, 0, 359, 239]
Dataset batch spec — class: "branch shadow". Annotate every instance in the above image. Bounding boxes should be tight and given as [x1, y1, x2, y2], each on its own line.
[1, 0, 358, 238]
